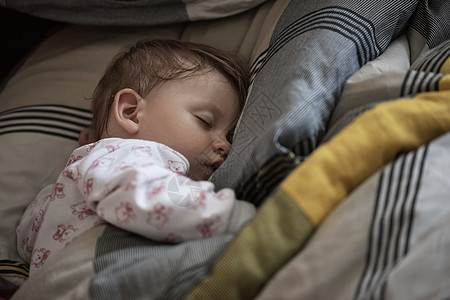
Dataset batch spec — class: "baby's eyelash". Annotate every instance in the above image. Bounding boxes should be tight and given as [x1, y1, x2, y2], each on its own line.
[196, 116, 212, 128]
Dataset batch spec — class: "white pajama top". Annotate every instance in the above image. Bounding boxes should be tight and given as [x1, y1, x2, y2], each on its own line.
[16, 138, 255, 275]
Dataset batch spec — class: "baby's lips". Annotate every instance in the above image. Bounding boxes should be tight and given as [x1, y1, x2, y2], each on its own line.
[210, 159, 224, 171]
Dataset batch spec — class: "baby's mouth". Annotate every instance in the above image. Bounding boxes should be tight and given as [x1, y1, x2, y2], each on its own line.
[206, 160, 224, 173]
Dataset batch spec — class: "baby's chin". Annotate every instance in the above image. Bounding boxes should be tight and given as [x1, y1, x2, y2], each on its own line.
[188, 167, 213, 181]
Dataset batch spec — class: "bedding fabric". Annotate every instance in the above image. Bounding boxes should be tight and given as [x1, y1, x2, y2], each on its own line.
[11, 44, 450, 300]
[0, 0, 269, 25]
[2, 0, 450, 299]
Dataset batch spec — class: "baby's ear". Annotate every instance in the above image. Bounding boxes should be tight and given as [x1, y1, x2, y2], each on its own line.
[113, 88, 140, 135]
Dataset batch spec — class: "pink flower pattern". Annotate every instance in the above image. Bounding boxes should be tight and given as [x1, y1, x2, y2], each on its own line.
[62, 166, 82, 182]
[132, 145, 152, 157]
[167, 160, 186, 174]
[52, 224, 79, 243]
[115, 202, 136, 224]
[196, 215, 223, 238]
[47, 183, 65, 201]
[18, 139, 248, 275]
[71, 201, 96, 220]
[66, 154, 84, 167]
[146, 204, 173, 230]
[31, 248, 51, 268]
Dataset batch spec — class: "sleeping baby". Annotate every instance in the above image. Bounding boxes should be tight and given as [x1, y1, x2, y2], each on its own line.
[16, 39, 255, 275]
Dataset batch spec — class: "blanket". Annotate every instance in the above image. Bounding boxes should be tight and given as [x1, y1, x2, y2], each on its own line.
[188, 88, 450, 299]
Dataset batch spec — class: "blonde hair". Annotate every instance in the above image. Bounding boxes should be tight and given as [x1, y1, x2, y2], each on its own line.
[91, 39, 249, 140]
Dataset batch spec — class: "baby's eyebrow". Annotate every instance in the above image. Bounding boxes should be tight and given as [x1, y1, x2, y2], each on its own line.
[201, 101, 221, 114]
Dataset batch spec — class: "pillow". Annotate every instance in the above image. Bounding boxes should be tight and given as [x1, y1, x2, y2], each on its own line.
[211, 0, 423, 205]
[0, 105, 91, 267]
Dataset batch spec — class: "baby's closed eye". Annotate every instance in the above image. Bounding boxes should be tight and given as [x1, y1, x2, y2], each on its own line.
[195, 114, 213, 129]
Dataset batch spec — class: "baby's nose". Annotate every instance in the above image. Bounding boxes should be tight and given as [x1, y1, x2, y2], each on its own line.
[212, 136, 231, 158]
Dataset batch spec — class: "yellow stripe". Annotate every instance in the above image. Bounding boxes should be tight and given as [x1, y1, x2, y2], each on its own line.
[0, 262, 29, 270]
[283, 90, 450, 225]
[0, 272, 29, 279]
[439, 74, 450, 90]
[0, 262, 29, 279]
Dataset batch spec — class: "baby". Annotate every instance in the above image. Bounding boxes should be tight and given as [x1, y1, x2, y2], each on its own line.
[16, 39, 255, 275]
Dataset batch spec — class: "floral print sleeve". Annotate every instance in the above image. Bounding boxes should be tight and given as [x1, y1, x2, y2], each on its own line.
[82, 139, 255, 242]
[17, 138, 255, 275]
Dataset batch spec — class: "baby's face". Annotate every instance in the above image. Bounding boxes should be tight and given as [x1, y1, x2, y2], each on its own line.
[135, 70, 241, 180]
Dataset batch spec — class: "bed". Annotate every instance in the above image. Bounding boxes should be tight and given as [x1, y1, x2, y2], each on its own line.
[1, 0, 449, 299]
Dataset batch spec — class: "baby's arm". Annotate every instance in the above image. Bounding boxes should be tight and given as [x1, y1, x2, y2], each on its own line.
[80, 139, 255, 242]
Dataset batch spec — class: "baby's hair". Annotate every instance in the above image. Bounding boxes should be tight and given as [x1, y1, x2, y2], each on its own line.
[91, 39, 249, 140]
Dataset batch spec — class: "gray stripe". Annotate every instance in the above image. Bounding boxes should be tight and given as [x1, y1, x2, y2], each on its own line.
[354, 146, 428, 299]
[411, 40, 450, 73]
[400, 70, 444, 96]
[408, 0, 450, 49]
[90, 225, 233, 300]
[0, 105, 92, 140]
